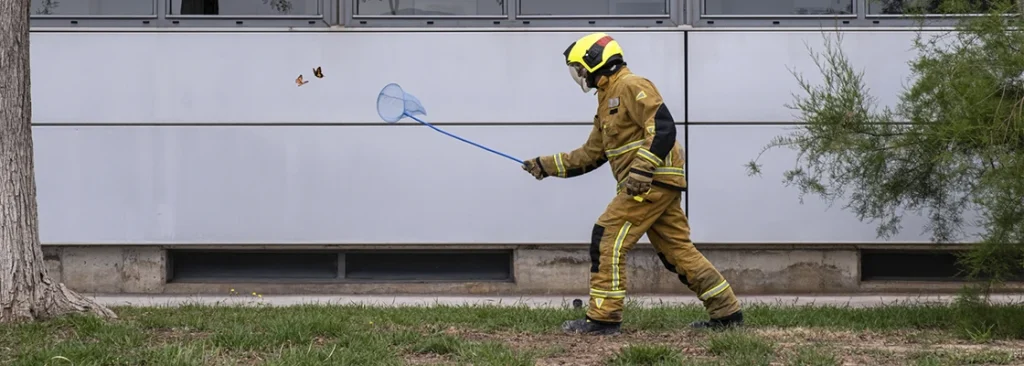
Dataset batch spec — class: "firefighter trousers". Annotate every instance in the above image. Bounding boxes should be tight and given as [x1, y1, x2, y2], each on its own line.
[587, 186, 741, 323]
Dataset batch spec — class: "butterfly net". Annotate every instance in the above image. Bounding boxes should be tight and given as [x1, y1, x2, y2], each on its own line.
[377, 83, 427, 123]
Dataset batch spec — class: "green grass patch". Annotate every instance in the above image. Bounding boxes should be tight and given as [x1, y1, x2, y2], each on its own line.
[455, 341, 536, 366]
[704, 330, 777, 366]
[786, 346, 841, 366]
[1, 302, 1023, 365]
[607, 344, 685, 365]
[910, 348, 1017, 366]
[407, 334, 465, 356]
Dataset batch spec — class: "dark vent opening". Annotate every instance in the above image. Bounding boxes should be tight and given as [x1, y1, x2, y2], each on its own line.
[345, 250, 513, 281]
[860, 249, 1024, 282]
[168, 250, 338, 282]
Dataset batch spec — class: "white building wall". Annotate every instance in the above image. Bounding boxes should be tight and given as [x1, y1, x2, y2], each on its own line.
[29, 29, 978, 245]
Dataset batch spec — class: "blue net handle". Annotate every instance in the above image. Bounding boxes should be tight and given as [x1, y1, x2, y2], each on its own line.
[375, 83, 523, 165]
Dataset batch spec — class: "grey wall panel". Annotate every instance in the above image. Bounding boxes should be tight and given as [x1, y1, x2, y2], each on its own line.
[687, 31, 931, 123]
[29, 32, 685, 124]
[686, 125, 983, 243]
[34, 125, 685, 244]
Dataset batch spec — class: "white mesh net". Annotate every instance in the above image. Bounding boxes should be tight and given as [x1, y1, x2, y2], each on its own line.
[376, 83, 426, 123]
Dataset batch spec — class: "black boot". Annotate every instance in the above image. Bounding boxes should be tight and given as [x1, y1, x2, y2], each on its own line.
[691, 310, 744, 330]
[561, 317, 621, 335]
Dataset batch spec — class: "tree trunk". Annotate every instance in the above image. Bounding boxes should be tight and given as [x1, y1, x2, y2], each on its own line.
[0, 0, 116, 323]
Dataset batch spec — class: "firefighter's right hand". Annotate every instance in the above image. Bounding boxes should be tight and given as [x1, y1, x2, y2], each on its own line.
[523, 158, 547, 180]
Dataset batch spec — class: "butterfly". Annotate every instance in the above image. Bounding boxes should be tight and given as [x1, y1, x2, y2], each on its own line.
[295, 75, 308, 87]
[313, 66, 324, 79]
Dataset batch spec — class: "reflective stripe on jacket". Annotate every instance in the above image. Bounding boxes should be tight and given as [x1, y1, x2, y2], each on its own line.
[537, 66, 686, 192]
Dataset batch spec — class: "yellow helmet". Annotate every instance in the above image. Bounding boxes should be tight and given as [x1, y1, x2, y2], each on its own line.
[563, 32, 625, 93]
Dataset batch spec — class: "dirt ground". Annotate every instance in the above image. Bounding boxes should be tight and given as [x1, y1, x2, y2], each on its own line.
[406, 327, 1024, 366]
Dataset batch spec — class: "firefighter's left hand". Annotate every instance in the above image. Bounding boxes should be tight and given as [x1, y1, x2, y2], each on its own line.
[624, 171, 652, 196]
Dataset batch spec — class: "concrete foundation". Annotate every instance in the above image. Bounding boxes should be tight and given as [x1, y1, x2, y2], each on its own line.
[44, 246, 167, 293]
[40, 243, 1024, 296]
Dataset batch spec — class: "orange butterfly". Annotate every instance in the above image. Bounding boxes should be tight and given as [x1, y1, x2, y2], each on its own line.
[295, 75, 308, 87]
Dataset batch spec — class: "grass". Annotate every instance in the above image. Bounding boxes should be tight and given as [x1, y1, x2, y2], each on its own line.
[704, 330, 776, 365]
[607, 344, 686, 365]
[786, 346, 841, 366]
[2, 301, 1024, 365]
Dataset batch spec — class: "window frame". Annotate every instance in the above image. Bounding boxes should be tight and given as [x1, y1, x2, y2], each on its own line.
[350, 0, 508, 19]
[686, 0, 1021, 27]
[863, 0, 1022, 18]
[346, 0, 683, 27]
[28, 0, 161, 18]
[29, 0, 336, 27]
[29, 0, 160, 27]
[25, 0, 1021, 28]
[166, 0, 330, 18]
[698, 0, 858, 19]
[164, 0, 336, 26]
[515, 0, 674, 20]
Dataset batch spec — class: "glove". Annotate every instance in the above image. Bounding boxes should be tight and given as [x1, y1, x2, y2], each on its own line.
[523, 157, 548, 180]
[623, 170, 652, 196]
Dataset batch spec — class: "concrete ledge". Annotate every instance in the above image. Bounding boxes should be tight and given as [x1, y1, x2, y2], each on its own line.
[44, 246, 166, 294]
[40, 243, 1024, 295]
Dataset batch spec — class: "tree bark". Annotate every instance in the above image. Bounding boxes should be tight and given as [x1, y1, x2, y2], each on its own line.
[0, 0, 116, 323]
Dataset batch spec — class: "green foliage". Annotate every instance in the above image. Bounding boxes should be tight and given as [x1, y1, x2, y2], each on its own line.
[748, 0, 1024, 284]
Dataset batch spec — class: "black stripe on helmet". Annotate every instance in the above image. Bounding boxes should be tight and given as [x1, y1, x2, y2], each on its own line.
[582, 35, 613, 69]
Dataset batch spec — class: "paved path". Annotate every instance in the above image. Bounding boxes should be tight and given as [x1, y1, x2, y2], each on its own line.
[88, 294, 1024, 308]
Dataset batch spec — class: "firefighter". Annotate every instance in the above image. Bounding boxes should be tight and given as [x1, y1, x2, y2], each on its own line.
[522, 32, 744, 335]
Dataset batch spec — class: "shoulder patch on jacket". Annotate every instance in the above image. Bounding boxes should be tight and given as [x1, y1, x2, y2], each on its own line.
[635, 90, 647, 101]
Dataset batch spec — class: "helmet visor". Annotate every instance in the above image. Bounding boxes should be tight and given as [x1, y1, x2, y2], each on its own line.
[568, 64, 591, 93]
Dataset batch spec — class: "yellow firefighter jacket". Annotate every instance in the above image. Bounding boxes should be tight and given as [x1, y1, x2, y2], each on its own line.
[536, 66, 686, 193]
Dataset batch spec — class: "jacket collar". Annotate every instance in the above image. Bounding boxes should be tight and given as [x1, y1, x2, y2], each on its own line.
[596, 66, 632, 91]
